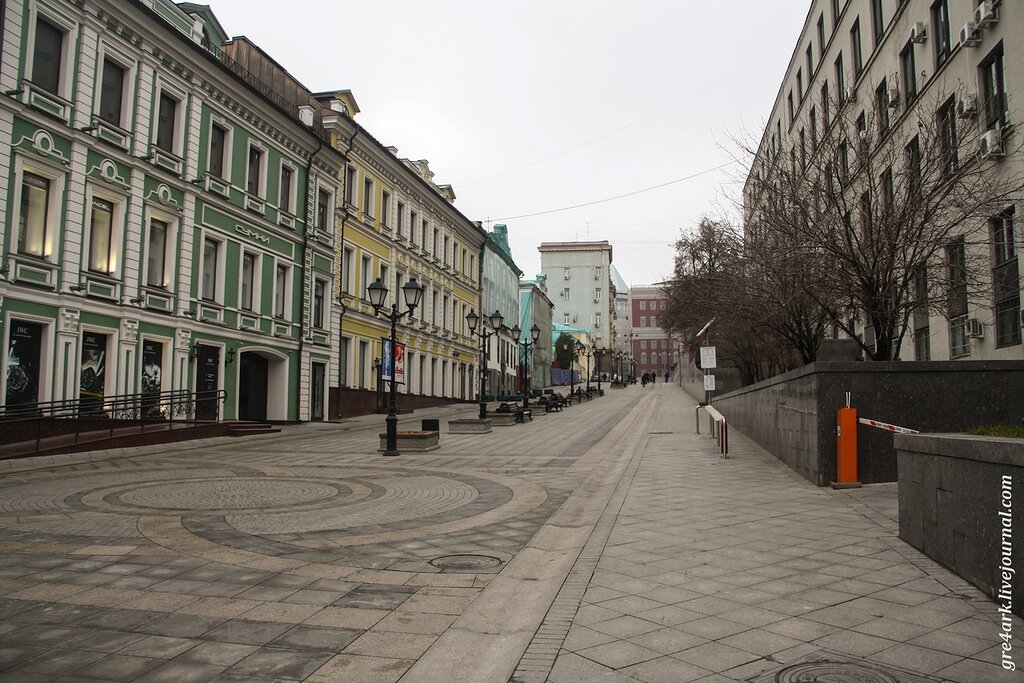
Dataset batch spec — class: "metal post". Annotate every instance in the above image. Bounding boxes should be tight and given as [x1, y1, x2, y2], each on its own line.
[384, 308, 399, 456]
[479, 329, 489, 420]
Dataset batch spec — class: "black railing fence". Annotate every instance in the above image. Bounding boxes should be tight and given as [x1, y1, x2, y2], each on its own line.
[0, 389, 227, 453]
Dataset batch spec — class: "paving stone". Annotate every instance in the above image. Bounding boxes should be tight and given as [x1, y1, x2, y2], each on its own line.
[225, 646, 332, 679]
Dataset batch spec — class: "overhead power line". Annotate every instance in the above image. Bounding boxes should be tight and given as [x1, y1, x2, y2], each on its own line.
[490, 162, 735, 222]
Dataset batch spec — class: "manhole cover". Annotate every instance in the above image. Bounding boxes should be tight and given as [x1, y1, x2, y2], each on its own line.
[429, 554, 502, 571]
[749, 650, 942, 683]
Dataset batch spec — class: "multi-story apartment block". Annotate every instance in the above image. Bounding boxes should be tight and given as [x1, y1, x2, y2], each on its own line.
[630, 285, 673, 378]
[610, 265, 631, 362]
[315, 94, 485, 416]
[539, 241, 613, 347]
[519, 274, 554, 390]
[1, 0, 344, 421]
[482, 224, 522, 397]
[745, 0, 1022, 361]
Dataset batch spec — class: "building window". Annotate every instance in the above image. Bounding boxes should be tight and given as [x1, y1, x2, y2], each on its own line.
[817, 15, 825, 58]
[155, 92, 178, 153]
[810, 107, 818, 152]
[18, 172, 52, 258]
[992, 208, 1020, 347]
[821, 81, 830, 127]
[639, 300, 646, 310]
[279, 165, 293, 212]
[202, 238, 220, 302]
[850, 19, 863, 77]
[913, 266, 930, 360]
[931, 0, 951, 69]
[410, 211, 419, 243]
[146, 218, 168, 288]
[342, 247, 354, 294]
[240, 252, 257, 311]
[98, 58, 125, 126]
[443, 235, 449, 265]
[381, 190, 391, 229]
[870, 0, 884, 45]
[834, 53, 845, 103]
[979, 42, 1006, 131]
[360, 255, 371, 299]
[87, 197, 116, 275]
[421, 218, 428, 249]
[247, 145, 264, 196]
[787, 91, 794, 125]
[906, 135, 922, 190]
[363, 177, 374, 217]
[831, 0, 841, 29]
[800, 128, 807, 169]
[564, 312, 570, 325]
[397, 202, 406, 237]
[900, 42, 917, 105]
[595, 312, 602, 328]
[947, 237, 969, 356]
[433, 228, 439, 256]
[209, 123, 227, 179]
[313, 279, 326, 328]
[937, 97, 957, 177]
[875, 79, 890, 140]
[32, 16, 64, 95]
[806, 45, 814, 82]
[317, 188, 331, 230]
[344, 166, 356, 205]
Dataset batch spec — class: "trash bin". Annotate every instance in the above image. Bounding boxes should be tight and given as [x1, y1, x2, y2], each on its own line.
[421, 419, 440, 432]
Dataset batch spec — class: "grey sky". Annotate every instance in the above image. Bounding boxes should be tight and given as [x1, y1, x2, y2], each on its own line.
[205, 1, 809, 287]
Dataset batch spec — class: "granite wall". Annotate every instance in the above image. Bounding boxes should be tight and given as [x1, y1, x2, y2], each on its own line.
[897, 433, 1024, 617]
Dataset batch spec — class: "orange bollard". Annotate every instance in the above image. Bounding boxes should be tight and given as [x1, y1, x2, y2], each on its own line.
[833, 407, 862, 489]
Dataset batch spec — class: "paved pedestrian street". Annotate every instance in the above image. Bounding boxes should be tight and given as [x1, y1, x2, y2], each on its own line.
[0, 385, 1020, 682]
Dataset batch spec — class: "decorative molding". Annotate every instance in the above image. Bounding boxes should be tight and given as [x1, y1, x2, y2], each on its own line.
[13, 130, 71, 165]
[145, 183, 182, 211]
[58, 308, 80, 335]
[87, 159, 130, 189]
[121, 319, 139, 344]
[235, 225, 270, 244]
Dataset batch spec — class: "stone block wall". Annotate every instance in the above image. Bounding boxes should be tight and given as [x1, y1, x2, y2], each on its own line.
[897, 433, 1024, 616]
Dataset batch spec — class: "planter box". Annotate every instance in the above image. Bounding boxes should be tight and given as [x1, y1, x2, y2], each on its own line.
[379, 430, 439, 452]
[897, 433, 1024, 616]
[448, 419, 492, 434]
[488, 414, 518, 427]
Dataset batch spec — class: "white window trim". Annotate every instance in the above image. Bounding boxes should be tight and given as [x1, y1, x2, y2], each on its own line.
[246, 140, 267, 198]
[83, 184, 127, 278]
[94, 42, 137, 131]
[238, 249, 261, 312]
[278, 161, 297, 214]
[142, 205, 178, 290]
[12, 153, 65, 262]
[26, 2, 77, 100]
[208, 113, 233, 180]
[152, 76, 188, 158]
[342, 246, 354, 295]
[200, 233, 225, 304]
[313, 275, 330, 329]
[274, 261, 292, 320]
[362, 176, 374, 217]
[316, 184, 334, 231]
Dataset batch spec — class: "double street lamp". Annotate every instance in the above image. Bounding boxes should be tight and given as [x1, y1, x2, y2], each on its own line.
[577, 342, 594, 393]
[511, 323, 541, 413]
[594, 347, 608, 393]
[466, 308, 504, 420]
[367, 276, 424, 456]
[561, 339, 579, 399]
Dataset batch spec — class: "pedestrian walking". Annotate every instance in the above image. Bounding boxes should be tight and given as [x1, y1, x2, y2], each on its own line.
[664, 371, 669, 383]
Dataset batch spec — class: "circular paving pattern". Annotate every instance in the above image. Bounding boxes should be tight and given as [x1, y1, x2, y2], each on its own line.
[117, 478, 341, 511]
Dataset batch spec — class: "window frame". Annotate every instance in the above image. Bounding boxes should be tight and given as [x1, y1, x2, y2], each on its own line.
[239, 250, 259, 312]
[14, 158, 65, 262]
[931, 0, 951, 70]
[96, 49, 132, 129]
[313, 277, 328, 329]
[28, 9, 74, 99]
[900, 41, 917, 106]
[143, 208, 176, 290]
[246, 142, 266, 198]
[152, 82, 185, 157]
[208, 118, 231, 180]
[850, 18, 863, 77]
[84, 189, 124, 278]
[274, 262, 291, 319]
[979, 41, 1006, 131]
[200, 235, 224, 303]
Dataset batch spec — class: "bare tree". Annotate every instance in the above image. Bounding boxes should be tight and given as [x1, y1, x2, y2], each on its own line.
[742, 80, 1024, 360]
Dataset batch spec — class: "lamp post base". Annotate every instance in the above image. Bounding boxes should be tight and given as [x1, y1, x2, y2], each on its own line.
[384, 413, 399, 457]
[478, 401, 487, 420]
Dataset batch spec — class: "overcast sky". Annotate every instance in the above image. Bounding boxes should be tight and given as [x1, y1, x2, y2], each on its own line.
[205, 1, 809, 288]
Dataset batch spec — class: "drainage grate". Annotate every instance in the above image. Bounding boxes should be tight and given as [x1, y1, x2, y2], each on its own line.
[429, 554, 502, 571]
[749, 651, 942, 683]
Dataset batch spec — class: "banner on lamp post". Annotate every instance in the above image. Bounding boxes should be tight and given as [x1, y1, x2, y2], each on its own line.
[381, 339, 406, 384]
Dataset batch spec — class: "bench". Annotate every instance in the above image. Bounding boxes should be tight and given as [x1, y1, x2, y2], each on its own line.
[495, 402, 531, 423]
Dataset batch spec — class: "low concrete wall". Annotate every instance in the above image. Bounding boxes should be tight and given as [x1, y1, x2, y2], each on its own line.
[712, 361, 1024, 486]
[897, 433, 1024, 617]
[330, 387, 470, 419]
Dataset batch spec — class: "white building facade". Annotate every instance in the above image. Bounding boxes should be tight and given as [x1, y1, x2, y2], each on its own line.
[539, 241, 614, 348]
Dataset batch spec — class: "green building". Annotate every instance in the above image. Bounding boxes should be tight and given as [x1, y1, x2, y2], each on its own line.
[0, 0, 344, 421]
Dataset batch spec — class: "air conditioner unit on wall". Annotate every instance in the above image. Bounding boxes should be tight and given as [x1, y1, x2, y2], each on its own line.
[887, 85, 900, 109]
[975, 0, 998, 28]
[911, 21, 928, 43]
[957, 93, 979, 119]
[980, 128, 1005, 159]
[959, 22, 981, 47]
[965, 318, 984, 338]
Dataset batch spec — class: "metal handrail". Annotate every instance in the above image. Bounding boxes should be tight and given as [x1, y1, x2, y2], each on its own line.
[695, 403, 729, 458]
[0, 389, 227, 454]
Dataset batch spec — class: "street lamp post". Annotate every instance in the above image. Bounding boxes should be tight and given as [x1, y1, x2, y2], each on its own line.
[562, 340, 578, 400]
[466, 308, 504, 420]
[578, 342, 593, 393]
[594, 347, 607, 393]
[367, 276, 424, 457]
[511, 323, 541, 413]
